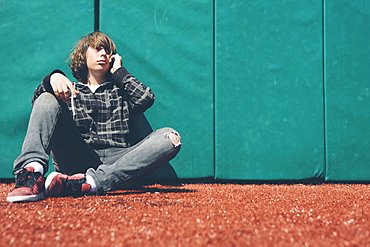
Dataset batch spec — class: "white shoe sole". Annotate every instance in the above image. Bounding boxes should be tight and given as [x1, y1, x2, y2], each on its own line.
[6, 192, 45, 203]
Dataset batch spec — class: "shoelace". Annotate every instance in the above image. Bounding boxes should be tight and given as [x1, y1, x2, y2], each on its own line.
[71, 82, 77, 120]
[63, 177, 87, 196]
[14, 169, 38, 188]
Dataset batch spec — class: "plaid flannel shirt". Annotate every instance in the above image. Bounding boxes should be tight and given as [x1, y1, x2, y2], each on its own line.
[32, 67, 155, 148]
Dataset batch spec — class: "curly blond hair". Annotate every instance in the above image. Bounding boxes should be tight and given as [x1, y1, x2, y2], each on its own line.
[69, 32, 117, 83]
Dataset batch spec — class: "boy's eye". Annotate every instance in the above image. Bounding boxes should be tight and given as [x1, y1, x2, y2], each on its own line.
[94, 46, 111, 54]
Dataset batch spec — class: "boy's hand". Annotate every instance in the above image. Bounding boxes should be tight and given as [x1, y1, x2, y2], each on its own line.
[50, 73, 79, 102]
[110, 54, 122, 74]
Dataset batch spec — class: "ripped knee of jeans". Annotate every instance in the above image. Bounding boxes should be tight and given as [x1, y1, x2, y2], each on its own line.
[169, 131, 181, 147]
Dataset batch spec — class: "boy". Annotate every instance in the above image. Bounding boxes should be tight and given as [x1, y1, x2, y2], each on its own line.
[6, 31, 181, 202]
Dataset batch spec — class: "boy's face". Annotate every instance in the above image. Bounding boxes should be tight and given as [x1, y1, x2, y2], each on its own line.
[86, 46, 111, 74]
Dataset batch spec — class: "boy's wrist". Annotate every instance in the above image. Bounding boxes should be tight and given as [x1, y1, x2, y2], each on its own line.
[111, 67, 129, 83]
[42, 69, 66, 95]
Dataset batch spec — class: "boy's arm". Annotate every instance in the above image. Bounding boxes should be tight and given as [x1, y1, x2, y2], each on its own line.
[32, 70, 66, 104]
[112, 67, 155, 115]
[32, 70, 78, 104]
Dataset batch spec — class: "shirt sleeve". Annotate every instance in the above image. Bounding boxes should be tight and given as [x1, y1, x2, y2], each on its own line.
[111, 67, 155, 115]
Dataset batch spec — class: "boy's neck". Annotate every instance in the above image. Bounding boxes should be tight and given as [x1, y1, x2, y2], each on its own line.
[87, 72, 107, 85]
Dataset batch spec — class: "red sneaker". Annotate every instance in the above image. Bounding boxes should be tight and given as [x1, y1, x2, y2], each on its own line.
[45, 172, 91, 197]
[6, 167, 45, 203]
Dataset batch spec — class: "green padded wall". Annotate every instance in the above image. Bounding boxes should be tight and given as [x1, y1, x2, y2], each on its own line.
[215, 1, 325, 180]
[0, 0, 93, 178]
[2, 1, 370, 181]
[100, 0, 215, 179]
[325, 1, 370, 181]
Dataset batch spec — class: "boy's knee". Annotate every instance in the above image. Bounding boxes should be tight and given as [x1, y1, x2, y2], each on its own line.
[35, 92, 58, 105]
[33, 93, 60, 113]
[161, 127, 181, 147]
[169, 131, 181, 147]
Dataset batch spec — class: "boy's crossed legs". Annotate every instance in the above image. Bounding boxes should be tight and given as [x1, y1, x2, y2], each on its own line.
[7, 93, 181, 202]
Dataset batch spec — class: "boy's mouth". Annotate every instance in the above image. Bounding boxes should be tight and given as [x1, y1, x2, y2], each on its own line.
[97, 60, 107, 65]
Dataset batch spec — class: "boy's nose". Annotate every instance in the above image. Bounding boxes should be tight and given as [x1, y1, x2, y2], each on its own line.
[99, 48, 107, 55]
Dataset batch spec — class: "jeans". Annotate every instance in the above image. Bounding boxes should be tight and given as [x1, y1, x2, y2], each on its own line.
[14, 92, 181, 195]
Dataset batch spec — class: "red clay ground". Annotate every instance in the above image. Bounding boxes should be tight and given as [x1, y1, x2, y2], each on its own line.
[0, 182, 369, 246]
